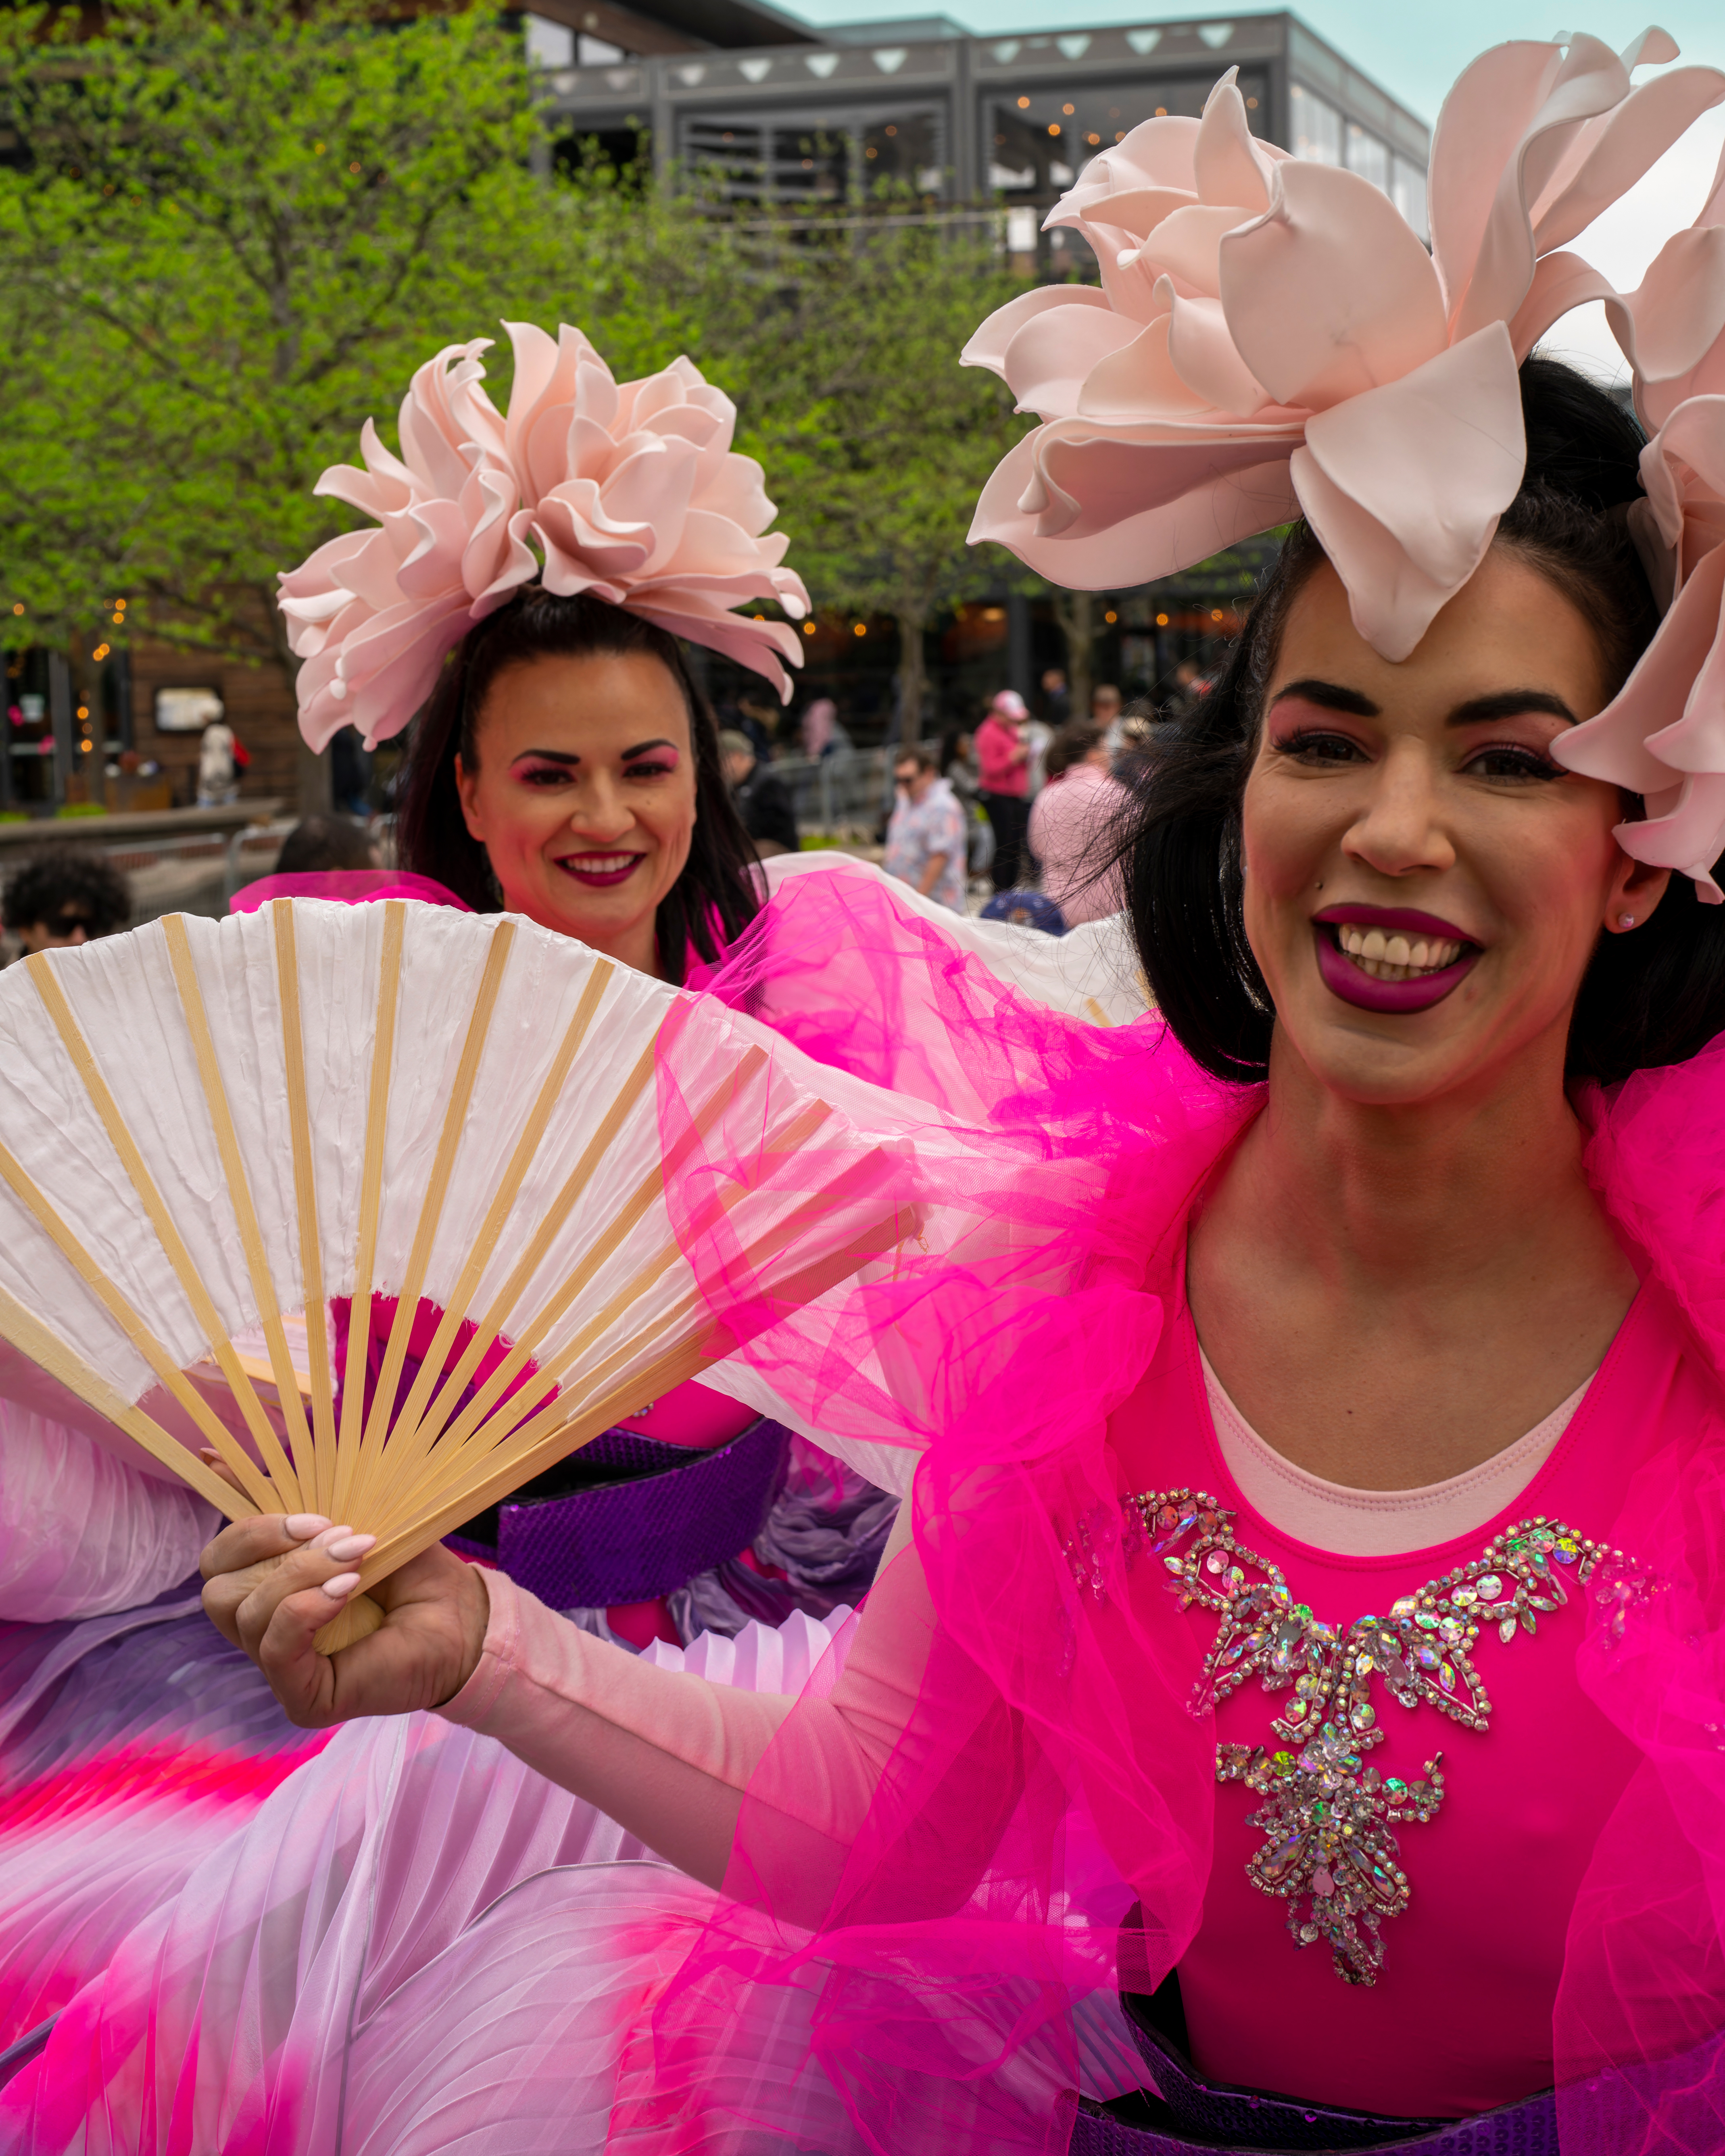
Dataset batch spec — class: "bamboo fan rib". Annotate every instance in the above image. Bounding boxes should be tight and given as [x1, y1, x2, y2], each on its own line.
[0, 900, 917, 1654]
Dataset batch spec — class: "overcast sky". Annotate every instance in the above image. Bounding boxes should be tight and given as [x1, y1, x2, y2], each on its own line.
[779, 2, 1725, 383]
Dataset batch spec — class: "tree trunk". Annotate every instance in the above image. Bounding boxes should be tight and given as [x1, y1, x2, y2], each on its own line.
[1050, 588, 1095, 724]
[895, 605, 929, 747]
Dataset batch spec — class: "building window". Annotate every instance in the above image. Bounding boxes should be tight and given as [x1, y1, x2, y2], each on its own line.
[986, 69, 1268, 202]
[1289, 82, 1341, 165]
[1344, 120, 1389, 194]
[1392, 153, 1430, 241]
[682, 105, 945, 203]
[524, 15, 574, 69]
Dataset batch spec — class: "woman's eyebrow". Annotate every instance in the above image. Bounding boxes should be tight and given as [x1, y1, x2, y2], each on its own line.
[1448, 690, 1579, 726]
[510, 748, 580, 767]
[621, 738, 678, 758]
[1270, 679, 1380, 717]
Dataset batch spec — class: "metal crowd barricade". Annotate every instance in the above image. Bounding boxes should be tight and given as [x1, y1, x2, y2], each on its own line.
[0, 803, 290, 929]
[769, 746, 892, 836]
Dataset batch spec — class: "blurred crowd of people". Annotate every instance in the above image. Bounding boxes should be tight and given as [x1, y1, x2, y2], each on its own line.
[887, 653, 1216, 925]
[0, 659, 1215, 961]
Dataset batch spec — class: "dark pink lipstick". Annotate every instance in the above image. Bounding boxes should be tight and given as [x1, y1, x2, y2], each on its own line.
[555, 852, 647, 890]
[1311, 905, 1481, 1016]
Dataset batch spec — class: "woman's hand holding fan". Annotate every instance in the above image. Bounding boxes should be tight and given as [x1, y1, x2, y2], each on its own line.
[0, 898, 922, 1690]
[197, 1510, 492, 1725]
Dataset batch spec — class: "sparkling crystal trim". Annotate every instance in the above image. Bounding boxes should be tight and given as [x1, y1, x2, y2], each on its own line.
[1083, 1489, 1647, 1989]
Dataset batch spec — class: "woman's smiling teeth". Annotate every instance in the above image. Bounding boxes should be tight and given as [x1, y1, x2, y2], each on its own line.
[561, 853, 640, 875]
[1336, 924, 1466, 981]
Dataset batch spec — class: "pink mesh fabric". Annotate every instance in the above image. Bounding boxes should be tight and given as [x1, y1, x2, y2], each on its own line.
[228, 869, 472, 914]
[647, 864, 1725, 2153]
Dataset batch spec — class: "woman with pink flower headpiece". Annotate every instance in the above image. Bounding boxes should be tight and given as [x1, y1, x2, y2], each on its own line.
[22, 27, 1725, 2154]
[0, 317, 1143, 2123]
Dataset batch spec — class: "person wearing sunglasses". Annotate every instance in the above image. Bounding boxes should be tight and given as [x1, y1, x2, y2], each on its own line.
[0, 846, 130, 959]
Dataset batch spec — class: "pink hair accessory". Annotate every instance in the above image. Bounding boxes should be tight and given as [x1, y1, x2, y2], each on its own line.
[963, 35, 1724, 665]
[280, 325, 810, 751]
[1550, 136, 1725, 898]
[280, 340, 528, 753]
[1555, 396, 1725, 899]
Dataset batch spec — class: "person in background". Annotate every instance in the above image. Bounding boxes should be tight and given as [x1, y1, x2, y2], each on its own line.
[800, 696, 837, 761]
[1040, 665, 1070, 726]
[1167, 655, 1213, 719]
[974, 688, 1031, 892]
[1027, 718, 1130, 927]
[0, 847, 131, 960]
[884, 742, 967, 912]
[329, 726, 374, 817]
[195, 717, 247, 807]
[273, 814, 378, 876]
[1091, 680, 1125, 756]
[937, 727, 978, 806]
[1024, 710, 1054, 797]
[735, 686, 783, 762]
[721, 728, 799, 858]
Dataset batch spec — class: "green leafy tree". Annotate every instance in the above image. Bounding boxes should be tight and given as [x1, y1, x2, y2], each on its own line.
[717, 206, 1036, 738]
[0, 0, 699, 806]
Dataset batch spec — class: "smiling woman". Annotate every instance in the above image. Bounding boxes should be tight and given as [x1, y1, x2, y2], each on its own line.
[1126, 359, 1710, 1090]
[398, 588, 759, 985]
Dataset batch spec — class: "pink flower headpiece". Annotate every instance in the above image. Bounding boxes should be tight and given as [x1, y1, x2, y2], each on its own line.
[280, 323, 810, 750]
[1549, 161, 1725, 895]
[963, 31, 1722, 663]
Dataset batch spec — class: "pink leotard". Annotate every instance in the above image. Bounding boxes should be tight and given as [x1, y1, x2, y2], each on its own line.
[1108, 1271, 1706, 2118]
[442, 1265, 1709, 2121]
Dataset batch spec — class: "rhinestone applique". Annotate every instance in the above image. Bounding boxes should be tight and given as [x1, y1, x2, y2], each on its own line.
[1110, 1489, 1638, 1989]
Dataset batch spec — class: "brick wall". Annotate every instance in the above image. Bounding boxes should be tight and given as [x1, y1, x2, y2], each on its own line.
[127, 640, 301, 809]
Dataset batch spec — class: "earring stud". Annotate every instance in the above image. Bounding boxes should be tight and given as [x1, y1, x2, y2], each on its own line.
[1618, 913, 1636, 928]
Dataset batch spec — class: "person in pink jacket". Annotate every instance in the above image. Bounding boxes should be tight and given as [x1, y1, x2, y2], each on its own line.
[974, 688, 1031, 892]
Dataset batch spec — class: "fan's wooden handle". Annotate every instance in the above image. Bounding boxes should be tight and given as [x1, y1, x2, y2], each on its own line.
[312, 1589, 387, 1657]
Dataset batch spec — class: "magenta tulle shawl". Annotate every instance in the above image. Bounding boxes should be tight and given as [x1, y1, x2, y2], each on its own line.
[638, 865, 1725, 2153]
[229, 868, 472, 914]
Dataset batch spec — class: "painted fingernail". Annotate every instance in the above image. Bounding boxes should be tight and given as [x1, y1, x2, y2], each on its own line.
[323, 1533, 375, 1564]
[284, 1514, 333, 1541]
[310, 1523, 355, 1549]
[320, 1572, 361, 1601]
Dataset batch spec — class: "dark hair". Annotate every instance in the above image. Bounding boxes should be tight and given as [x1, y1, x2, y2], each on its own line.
[2, 847, 130, 938]
[1127, 355, 1718, 1088]
[896, 742, 941, 774]
[1045, 719, 1106, 781]
[937, 726, 972, 774]
[275, 813, 375, 876]
[397, 588, 761, 984]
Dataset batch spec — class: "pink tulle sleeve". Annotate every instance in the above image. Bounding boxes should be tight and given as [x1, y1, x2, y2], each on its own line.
[439, 1510, 928, 1900]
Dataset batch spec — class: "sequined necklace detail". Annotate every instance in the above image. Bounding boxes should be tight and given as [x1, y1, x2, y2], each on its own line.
[1120, 1489, 1639, 1989]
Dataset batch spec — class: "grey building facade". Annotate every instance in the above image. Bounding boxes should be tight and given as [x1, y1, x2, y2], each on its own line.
[534, 10, 1431, 270]
[519, 6, 1433, 730]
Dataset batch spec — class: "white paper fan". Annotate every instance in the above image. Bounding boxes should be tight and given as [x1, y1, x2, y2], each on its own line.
[0, 899, 918, 1649]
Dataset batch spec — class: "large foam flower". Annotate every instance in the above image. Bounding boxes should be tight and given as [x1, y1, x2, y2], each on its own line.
[1544, 134, 1725, 899]
[964, 33, 1724, 664]
[280, 326, 809, 750]
[1554, 396, 1725, 897]
[281, 341, 531, 752]
[500, 321, 808, 697]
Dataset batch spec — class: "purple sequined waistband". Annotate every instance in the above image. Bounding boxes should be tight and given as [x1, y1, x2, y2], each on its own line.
[445, 1416, 791, 1609]
[1067, 1987, 1557, 2155]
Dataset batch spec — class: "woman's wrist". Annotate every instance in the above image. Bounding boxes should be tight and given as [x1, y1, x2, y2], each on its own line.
[438, 1558, 492, 1707]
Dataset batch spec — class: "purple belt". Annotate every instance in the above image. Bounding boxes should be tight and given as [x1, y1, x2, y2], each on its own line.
[1066, 1982, 1558, 2155]
[445, 1416, 791, 1609]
